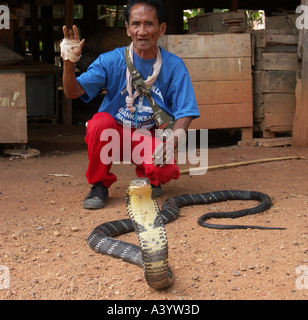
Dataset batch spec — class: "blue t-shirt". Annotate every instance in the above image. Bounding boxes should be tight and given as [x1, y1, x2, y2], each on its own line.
[77, 46, 199, 129]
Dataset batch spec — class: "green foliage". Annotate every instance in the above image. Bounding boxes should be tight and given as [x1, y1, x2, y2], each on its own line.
[246, 10, 265, 29]
[74, 4, 83, 19]
[183, 8, 205, 30]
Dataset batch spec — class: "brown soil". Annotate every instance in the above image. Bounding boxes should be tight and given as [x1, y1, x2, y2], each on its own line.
[1, 123, 308, 300]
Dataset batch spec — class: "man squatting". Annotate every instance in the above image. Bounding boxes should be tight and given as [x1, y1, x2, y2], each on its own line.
[61, 0, 200, 209]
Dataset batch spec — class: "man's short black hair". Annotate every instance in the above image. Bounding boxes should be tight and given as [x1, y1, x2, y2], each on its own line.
[124, 0, 167, 25]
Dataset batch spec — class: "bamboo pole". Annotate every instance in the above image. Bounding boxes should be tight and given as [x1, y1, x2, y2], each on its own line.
[180, 156, 308, 176]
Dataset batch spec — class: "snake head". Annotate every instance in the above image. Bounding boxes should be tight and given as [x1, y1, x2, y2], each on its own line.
[127, 178, 153, 200]
[129, 177, 150, 188]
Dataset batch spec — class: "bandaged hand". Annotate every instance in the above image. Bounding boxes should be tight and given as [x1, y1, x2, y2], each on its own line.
[60, 38, 82, 63]
[61, 25, 85, 63]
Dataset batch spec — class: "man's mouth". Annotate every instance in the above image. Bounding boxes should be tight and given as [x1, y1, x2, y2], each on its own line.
[138, 38, 148, 44]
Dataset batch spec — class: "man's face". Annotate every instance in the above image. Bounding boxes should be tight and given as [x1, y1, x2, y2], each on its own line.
[126, 3, 166, 59]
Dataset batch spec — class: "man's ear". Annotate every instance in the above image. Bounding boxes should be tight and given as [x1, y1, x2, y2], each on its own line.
[126, 22, 131, 37]
[160, 22, 167, 37]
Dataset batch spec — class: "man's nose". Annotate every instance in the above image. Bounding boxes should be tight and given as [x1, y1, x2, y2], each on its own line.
[138, 23, 147, 35]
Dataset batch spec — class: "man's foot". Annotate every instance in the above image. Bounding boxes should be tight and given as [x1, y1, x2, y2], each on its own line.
[83, 182, 108, 209]
[151, 184, 162, 198]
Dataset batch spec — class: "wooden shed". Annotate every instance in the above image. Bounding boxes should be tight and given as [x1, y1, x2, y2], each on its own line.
[1, 0, 307, 147]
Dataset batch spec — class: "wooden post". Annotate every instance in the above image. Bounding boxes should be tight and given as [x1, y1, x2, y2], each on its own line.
[62, 0, 74, 126]
[164, 0, 183, 34]
[65, 0, 74, 29]
[30, 0, 39, 61]
[41, 5, 54, 64]
[230, 0, 239, 11]
[292, 0, 308, 147]
[83, 1, 97, 36]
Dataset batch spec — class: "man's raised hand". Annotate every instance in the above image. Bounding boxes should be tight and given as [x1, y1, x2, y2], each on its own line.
[61, 25, 85, 63]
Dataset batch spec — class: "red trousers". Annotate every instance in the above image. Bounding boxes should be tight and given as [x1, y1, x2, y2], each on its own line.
[84, 112, 180, 188]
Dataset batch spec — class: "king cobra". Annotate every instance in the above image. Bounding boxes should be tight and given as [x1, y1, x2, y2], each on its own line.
[87, 178, 285, 290]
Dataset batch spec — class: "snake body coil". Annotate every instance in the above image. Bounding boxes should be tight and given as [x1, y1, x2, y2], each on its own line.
[87, 178, 284, 290]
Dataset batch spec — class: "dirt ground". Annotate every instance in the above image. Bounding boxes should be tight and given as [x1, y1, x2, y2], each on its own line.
[1, 123, 308, 301]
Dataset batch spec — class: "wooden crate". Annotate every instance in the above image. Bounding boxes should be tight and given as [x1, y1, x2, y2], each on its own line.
[159, 33, 253, 141]
[253, 17, 299, 138]
[0, 72, 27, 143]
[188, 11, 247, 34]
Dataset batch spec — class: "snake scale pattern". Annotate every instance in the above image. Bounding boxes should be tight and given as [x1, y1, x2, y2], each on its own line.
[87, 178, 285, 289]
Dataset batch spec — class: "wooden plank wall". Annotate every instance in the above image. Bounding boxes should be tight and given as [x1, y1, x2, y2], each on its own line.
[159, 34, 253, 141]
[253, 15, 299, 138]
[0, 73, 27, 143]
